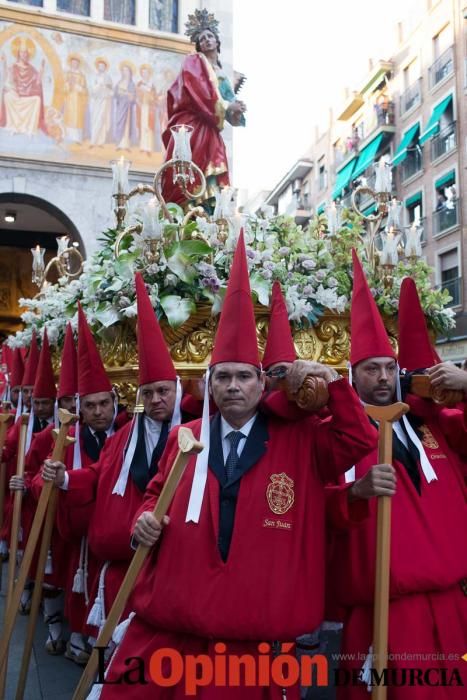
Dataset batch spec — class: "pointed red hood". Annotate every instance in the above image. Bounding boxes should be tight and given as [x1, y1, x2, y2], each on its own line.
[77, 304, 112, 397]
[210, 230, 260, 368]
[350, 249, 395, 366]
[58, 323, 78, 398]
[262, 281, 296, 369]
[22, 330, 40, 387]
[33, 330, 57, 399]
[10, 348, 24, 389]
[135, 273, 176, 385]
[398, 277, 441, 370]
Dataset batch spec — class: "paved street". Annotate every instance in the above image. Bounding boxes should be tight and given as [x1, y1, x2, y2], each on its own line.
[0, 566, 81, 700]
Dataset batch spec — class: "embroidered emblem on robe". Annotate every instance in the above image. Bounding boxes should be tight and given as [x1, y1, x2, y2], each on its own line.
[266, 472, 294, 515]
[419, 425, 439, 450]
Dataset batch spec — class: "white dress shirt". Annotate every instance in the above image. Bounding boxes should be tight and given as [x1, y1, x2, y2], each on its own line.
[220, 413, 257, 464]
[143, 415, 163, 463]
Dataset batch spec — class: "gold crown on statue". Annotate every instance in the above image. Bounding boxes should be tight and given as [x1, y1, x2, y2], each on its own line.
[185, 9, 220, 43]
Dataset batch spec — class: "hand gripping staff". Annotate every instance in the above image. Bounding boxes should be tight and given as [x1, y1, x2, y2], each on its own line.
[364, 402, 409, 700]
[0, 409, 77, 680]
[72, 426, 204, 700]
[0, 413, 29, 698]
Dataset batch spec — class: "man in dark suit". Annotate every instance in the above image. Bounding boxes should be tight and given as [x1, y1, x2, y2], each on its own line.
[95, 232, 376, 700]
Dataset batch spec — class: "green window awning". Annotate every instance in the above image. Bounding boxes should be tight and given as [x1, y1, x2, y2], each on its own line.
[405, 191, 422, 208]
[392, 123, 420, 167]
[317, 202, 326, 215]
[435, 170, 455, 190]
[353, 133, 384, 179]
[419, 95, 452, 144]
[362, 203, 377, 216]
[331, 159, 356, 200]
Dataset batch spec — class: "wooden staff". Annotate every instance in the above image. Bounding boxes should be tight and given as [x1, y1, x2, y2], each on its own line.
[15, 420, 76, 700]
[0, 413, 29, 699]
[72, 426, 204, 700]
[0, 409, 77, 671]
[0, 410, 14, 589]
[365, 402, 408, 700]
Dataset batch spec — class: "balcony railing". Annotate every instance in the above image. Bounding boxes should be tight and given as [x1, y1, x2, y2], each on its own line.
[401, 150, 422, 181]
[400, 79, 422, 114]
[429, 46, 454, 88]
[431, 121, 456, 161]
[440, 276, 462, 307]
[432, 201, 458, 235]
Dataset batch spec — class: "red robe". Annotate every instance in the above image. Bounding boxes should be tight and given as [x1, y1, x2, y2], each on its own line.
[161, 53, 229, 205]
[100, 380, 377, 699]
[60, 421, 146, 634]
[24, 425, 69, 588]
[326, 400, 467, 699]
[37, 413, 130, 633]
[0, 419, 50, 546]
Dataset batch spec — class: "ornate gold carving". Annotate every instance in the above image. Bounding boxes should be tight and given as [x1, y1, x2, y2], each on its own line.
[316, 317, 350, 366]
[293, 329, 317, 360]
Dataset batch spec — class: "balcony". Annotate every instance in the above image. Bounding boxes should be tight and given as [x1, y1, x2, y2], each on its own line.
[429, 46, 454, 88]
[432, 201, 458, 235]
[401, 150, 422, 181]
[440, 276, 462, 307]
[431, 122, 456, 161]
[400, 79, 422, 115]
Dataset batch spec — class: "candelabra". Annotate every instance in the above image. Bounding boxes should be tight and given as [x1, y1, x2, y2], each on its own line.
[31, 236, 84, 292]
[112, 124, 241, 262]
[349, 156, 422, 285]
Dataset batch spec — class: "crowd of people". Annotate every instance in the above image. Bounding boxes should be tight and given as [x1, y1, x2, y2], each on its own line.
[0, 233, 466, 699]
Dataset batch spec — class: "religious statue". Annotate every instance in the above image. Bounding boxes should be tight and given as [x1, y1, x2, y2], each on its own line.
[0, 37, 46, 136]
[161, 9, 246, 207]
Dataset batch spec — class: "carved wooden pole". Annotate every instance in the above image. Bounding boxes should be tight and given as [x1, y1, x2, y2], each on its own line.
[0, 410, 77, 674]
[365, 402, 409, 700]
[72, 427, 203, 700]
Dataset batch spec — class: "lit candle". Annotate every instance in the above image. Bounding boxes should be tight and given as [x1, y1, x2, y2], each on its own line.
[380, 227, 399, 265]
[142, 197, 163, 240]
[31, 245, 46, 286]
[325, 201, 341, 235]
[374, 155, 392, 194]
[56, 235, 70, 256]
[405, 221, 422, 258]
[171, 124, 193, 162]
[111, 156, 130, 195]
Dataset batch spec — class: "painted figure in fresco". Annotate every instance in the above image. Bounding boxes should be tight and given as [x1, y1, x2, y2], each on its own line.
[89, 57, 113, 147]
[0, 36, 46, 136]
[161, 9, 246, 206]
[113, 61, 137, 151]
[136, 64, 156, 154]
[63, 54, 88, 143]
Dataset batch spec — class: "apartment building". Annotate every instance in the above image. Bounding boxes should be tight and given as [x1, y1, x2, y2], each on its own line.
[265, 0, 467, 361]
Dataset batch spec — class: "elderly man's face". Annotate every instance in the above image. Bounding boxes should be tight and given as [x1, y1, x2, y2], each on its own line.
[80, 392, 114, 432]
[210, 363, 264, 428]
[353, 357, 397, 406]
[141, 381, 176, 423]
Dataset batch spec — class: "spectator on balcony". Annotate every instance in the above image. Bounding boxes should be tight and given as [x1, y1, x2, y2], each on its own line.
[436, 192, 447, 211]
